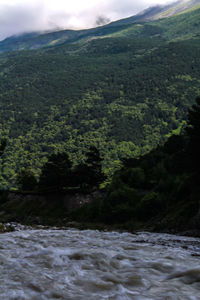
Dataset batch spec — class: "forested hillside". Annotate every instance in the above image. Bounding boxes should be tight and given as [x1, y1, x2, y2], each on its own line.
[70, 97, 200, 232]
[0, 2, 200, 188]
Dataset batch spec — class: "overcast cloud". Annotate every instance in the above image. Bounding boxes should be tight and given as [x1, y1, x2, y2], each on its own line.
[0, 0, 176, 41]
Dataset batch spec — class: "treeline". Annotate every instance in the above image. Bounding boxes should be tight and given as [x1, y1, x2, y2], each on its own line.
[16, 146, 105, 193]
[71, 97, 200, 231]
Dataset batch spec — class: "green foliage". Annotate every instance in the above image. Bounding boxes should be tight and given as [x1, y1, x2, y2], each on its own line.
[84, 146, 105, 187]
[73, 146, 105, 190]
[16, 168, 37, 191]
[73, 98, 200, 229]
[136, 191, 161, 221]
[0, 140, 6, 157]
[102, 185, 140, 224]
[38, 152, 72, 192]
[123, 168, 145, 188]
[29, 146, 105, 193]
[186, 97, 200, 169]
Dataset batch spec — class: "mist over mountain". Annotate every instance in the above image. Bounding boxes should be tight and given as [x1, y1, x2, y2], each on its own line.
[0, 0, 176, 41]
[0, 0, 199, 52]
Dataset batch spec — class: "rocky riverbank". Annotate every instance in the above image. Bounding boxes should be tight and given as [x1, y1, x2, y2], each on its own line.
[0, 223, 15, 233]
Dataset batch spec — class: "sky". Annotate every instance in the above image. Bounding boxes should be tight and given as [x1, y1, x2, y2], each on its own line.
[0, 0, 177, 41]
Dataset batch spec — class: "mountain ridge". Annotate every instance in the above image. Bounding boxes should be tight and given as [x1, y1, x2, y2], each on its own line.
[0, 0, 200, 53]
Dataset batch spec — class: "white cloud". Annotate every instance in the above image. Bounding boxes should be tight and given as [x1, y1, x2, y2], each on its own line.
[0, 0, 176, 41]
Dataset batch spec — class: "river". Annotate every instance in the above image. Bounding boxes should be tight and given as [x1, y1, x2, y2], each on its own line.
[0, 228, 200, 299]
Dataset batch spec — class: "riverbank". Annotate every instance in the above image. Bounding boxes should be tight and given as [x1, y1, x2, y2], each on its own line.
[1, 218, 200, 239]
[0, 223, 15, 233]
[1, 210, 200, 238]
[0, 189, 200, 237]
[0, 189, 103, 226]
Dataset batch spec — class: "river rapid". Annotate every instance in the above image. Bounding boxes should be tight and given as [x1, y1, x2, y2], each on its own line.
[0, 228, 200, 300]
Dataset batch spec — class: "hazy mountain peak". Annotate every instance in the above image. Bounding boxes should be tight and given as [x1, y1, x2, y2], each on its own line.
[0, 0, 199, 53]
[107, 0, 200, 26]
[144, 0, 200, 20]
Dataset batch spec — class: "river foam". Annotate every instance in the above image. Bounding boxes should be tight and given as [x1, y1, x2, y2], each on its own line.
[0, 229, 200, 299]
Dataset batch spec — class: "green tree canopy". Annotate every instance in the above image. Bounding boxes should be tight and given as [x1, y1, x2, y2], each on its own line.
[16, 168, 37, 191]
[186, 96, 200, 169]
[38, 152, 72, 192]
[75, 146, 105, 189]
[0, 140, 6, 157]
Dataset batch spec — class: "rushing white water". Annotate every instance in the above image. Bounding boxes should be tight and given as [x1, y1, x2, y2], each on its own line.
[0, 228, 200, 300]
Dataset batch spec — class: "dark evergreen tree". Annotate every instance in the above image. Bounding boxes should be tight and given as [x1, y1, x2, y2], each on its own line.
[75, 146, 105, 190]
[85, 146, 105, 188]
[38, 152, 72, 192]
[186, 96, 200, 170]
[73, 163, 90, 189]
[16, 168, 37, 191]
[0, 140, 6, 157]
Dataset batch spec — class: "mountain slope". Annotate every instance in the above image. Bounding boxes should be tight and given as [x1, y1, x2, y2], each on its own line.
[0, 0, 200, 53]
[0, 25, 130, 53]
[0, 2, 199, 188]
[107, 0, 200, 26]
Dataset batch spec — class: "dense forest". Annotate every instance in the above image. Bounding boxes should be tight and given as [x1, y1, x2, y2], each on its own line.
[0, 5, 199, 188]
[69, 97, 200, 232]
[0, 97, 200, 232]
